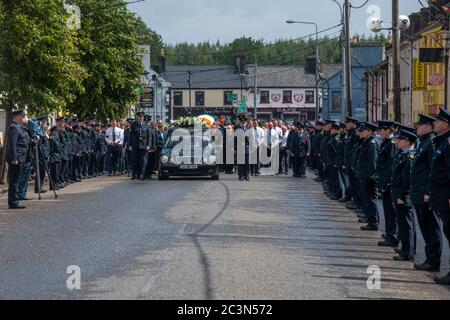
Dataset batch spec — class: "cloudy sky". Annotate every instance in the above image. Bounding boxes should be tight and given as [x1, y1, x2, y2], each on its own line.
[128, 0, 423, 44]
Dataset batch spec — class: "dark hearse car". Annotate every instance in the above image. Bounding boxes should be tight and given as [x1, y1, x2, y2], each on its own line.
[158, 128, 219, 180]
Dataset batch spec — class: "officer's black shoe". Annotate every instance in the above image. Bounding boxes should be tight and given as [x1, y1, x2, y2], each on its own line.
[339, 197, 350, 203]
[378, 240, 399, 247]
[434, 274, 450, 286]
[9, 205, 26, 210]
[361, 224, 378, 231]
[239, 177, 244, 181]
[357, 213, 367, 219]
[414, 262, 440, 272]
[358, 218, 368, 223]
[394, 247, 401, 254]
[354, 208, 365, 214]
[245, 177, 250, 181]
[381, 234, 387, 239]
[393, 255, 414, 262]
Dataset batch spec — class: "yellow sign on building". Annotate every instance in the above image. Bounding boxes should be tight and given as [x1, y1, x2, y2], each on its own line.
[413, 59, 427, 90]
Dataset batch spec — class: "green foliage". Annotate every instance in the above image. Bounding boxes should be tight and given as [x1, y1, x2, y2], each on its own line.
[0, 0, 86, 114]
[165, 34, 386, 66]
[68, 0, 144, 121]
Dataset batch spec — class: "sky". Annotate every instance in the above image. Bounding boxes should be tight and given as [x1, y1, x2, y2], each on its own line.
[128, 0, 424, 45]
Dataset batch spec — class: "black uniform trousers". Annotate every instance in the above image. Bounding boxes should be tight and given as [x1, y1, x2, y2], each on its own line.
[34, 159, 46, 193]
[382, 189, 398, 242]
[132, 149, 148, 179]
[395, 203, 416, 259]
[7, 162, 24, 208]
[415, 204, 442, 266]
[436, 210, 450, 252]
[237, 153, 250, 179]
[72, 155, 82, 180]
[348, 169, 360, 206]
[59, 159, 68, 184]
[293, 156, 306, 177]
[49, 161, 60, 189]
[359, 177, 379, 226]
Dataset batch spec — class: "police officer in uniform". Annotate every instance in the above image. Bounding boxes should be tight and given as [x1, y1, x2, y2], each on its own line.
[357, 122, 379, 231]
[412, 114, 442, 272]
[376, 120, 399, 247]
[343, 117, 360, 209]
[6, 110, 30, 209]
[129, 112, 152, 180]
[392, 129, 417, 262]
[35, 117, 50, 194]
[430, 108, 450, 286]
[326, 122, 340, 200]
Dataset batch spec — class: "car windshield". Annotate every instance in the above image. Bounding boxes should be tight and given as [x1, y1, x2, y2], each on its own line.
[164, 130, 213, 150]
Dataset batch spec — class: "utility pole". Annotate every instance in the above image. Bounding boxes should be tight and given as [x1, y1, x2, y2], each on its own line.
[253, 54, 258, 119]
[392, 0, 401, 122]
[188, 71, 192, 109]
[344, 0, 352, 117]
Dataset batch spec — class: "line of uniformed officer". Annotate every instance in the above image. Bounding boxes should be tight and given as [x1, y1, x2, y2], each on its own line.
[314, 108, 450, 286]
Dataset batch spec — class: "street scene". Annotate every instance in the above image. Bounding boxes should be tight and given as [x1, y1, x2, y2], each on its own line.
[0, 0, 449, 302]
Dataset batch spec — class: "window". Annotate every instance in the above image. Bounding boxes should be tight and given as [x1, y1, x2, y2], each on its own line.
[224, 91, 234, 105]
[305, 90, 315, 103]
[195, 91, 205, 106]
[260, 90, 270, 104]
[331, 91, 342, 112]
[283, 90, 292, 104]
[173, 91, 183, 106]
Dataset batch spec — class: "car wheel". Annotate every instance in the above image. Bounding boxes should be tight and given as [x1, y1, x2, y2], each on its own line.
[158, 174, 169, 181]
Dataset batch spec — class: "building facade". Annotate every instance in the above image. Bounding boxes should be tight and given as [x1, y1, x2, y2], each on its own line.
[324, 43, 384, 121]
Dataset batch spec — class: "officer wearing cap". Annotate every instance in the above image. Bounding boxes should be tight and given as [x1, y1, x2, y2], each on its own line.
[391, 129, 417, 262]
[129, 112, 153, 180]
[357, 122, 380, 231]
[336, 122, 348, 201]
[376, 120, 399, 247]
[289, 122, 311, 178]
[48, 126, 62, 190]
[325, 122, 340, 199]
[430, 108, 450, 286]
[313, 120, 326, 182]
[6, 110, 30, 209]
[343, 117, 360, 210]
[123, 118, 134, 177]
[411, 114, 442, 272]
[320, 120, 333, 194]
[34, 116, 50, 194]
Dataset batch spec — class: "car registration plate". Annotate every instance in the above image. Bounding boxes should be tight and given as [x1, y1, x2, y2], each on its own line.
[180, 165, 198, 169]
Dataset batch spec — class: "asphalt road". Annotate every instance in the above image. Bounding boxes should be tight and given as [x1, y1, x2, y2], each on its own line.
[0, 172, 449, 300]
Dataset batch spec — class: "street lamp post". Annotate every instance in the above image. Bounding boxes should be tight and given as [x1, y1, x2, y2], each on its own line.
[287, 20, 320, 120]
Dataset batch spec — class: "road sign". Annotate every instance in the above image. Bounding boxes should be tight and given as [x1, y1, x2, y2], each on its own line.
[140, 86, 154, 108]
[238, 100, 247, 113]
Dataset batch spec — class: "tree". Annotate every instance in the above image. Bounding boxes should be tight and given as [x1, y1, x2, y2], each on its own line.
[0, 0, 86, 115]
[68, 0, 144, 121]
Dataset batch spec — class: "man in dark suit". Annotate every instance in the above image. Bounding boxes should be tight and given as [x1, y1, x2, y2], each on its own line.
[6, 109, 31, 209]
[129, 112, 153, 180]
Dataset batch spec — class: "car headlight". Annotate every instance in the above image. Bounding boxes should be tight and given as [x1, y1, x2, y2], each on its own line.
[161, 156, 169, 164]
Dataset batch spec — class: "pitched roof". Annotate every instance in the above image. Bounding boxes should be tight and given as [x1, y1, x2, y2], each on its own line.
[165, 65, 243, 89]
[246, 64, 341, 88]
[165, 64, 341, 90]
